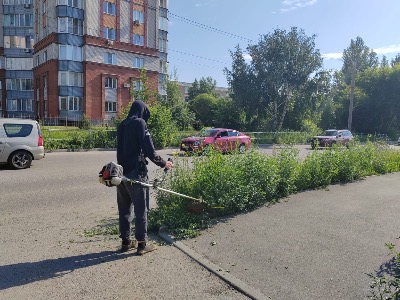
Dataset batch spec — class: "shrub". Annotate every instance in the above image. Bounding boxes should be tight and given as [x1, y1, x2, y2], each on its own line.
[150, 141, 400, 238]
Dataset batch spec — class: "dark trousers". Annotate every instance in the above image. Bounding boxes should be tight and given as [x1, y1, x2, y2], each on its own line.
[116, 179, 149, 242]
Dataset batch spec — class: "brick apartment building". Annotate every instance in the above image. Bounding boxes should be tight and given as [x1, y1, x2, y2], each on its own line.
[0, 0, 168, 122]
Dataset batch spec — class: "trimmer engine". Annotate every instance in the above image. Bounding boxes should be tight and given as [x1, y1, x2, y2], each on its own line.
[98, 162, 124, 187]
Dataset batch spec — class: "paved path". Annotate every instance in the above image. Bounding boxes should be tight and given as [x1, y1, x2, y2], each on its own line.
[182, 172, 400, 299]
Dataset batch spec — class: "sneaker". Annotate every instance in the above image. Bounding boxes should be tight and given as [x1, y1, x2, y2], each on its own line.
[120, 240, 137, 253]
[137, 242, 156, 255]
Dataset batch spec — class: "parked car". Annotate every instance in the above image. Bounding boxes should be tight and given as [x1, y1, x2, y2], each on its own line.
[180, 128, 251, 154]
[0, 118, 45, 169]
[311, 129, 353, 149]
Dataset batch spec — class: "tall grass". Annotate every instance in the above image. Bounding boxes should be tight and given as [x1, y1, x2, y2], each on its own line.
[149, 142, 400, 238]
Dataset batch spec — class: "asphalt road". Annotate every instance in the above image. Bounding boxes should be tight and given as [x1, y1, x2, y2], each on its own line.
[0, 150, 250, 300]
[1, 147, 399, 299]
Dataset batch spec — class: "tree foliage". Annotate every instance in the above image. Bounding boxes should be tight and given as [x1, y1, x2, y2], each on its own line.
[166, 79, 195, 130]
[188, 77, 218, 101]
[226, 27, 323, 131]
[189, 93, 219, 127]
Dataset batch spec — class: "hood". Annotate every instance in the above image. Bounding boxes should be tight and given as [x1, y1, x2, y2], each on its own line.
[182, 136, 202, 142]
[314, 135, 337, 139]
[127, 100, 150, 122]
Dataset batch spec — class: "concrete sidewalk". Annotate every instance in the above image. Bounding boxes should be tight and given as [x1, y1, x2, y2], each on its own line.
[177, 173, 400, 300]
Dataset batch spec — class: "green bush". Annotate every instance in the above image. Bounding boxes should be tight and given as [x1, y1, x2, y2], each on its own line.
[150, 141, 400, 238]
[147, 104, 177, 149]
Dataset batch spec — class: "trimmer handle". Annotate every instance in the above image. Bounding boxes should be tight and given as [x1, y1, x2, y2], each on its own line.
[164, 158, 173, 173]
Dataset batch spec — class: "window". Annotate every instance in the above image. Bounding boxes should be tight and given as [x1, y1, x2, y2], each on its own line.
[35, 55, 40, 67]
[133, 34, 144, 46]
[6, 79, 34, 91]
[159, 60, 167, 74]
[58, 71, 83, 87]
[159, 17, 168, 31]
[133, 10, 144, 23]
[59, 96, 83, 111]
[4, 14, 33, 27]
[3, 36, 32, 48]
[3, 124, 33, 137]
[103, 27, 116, 40]
[6, 99, 34, 111]
[104, 53, 116, 65]
[159, 37, 167, 52]
[57, 0, 84, 9]
[6, 58, 33, 70]
[105, 77, 117, 89]
[103, 1, 116, 15]
[105, 101, 117, 112]
[159, 0, 166, 8]
[43, 50, 47, 62]
[133, 80, 142, 91]
[228, 130, 239, 137]
[58, 17, 83, 35]
[133, 57, 144, 69]
[3, 0, 33, 4]
[59, 45, 83, 61]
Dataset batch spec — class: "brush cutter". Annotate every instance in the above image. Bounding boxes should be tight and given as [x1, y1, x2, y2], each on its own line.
[98, 160, 212, 214]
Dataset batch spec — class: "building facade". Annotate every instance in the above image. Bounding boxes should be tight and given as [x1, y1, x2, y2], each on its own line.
[0, 0, 168, 122]
[0, 0, 35, 118]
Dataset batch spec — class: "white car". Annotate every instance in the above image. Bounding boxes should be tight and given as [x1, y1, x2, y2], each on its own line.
[0, 118, 45, 169]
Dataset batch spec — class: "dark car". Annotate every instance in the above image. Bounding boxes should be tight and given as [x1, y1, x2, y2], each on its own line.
[180, 128, 251, 154]
[311, 129, 353, 149]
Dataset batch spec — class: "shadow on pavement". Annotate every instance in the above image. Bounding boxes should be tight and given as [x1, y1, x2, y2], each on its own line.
[0, 250, 137, 290]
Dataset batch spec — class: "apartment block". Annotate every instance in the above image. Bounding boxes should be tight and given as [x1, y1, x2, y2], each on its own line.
[0, 0, 35, 118]
[0, 0, 168, 122]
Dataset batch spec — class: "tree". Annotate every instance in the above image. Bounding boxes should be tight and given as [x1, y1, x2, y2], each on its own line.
[381, 55, 389, 68]
[391, 53, 400, 67]
[341, 36, 378, 130]
[224, 45, 261, 130]
[187, 77, 218, 101]
[131, 68, 157, 105]
[189, 93, 219, 126]
[247, 27, 323, 131]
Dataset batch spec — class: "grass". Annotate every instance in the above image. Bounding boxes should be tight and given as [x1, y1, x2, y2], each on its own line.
[149, 141, 400, 239]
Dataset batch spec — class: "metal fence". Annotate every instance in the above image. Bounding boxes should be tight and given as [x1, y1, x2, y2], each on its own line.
[0, 114, 116, 127]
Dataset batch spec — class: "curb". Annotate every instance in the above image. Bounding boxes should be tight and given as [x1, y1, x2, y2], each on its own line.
[158, 229, 271, 300]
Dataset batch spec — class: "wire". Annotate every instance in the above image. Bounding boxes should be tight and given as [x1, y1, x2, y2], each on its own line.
[168, 12, 253, 43]
[169, 49, 226, 64]
[168, 57, 226, 70]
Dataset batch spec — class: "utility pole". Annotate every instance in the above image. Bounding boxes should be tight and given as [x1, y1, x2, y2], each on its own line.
[348, 61, 356, 130]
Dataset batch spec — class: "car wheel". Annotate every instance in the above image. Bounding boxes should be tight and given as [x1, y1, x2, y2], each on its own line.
[311, 142, 316, 150]
[238, 144, 246, 154]
[8, 150, 32, 169]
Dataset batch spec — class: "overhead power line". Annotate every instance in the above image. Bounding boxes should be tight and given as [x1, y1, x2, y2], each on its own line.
[168, 56, 226, 70]
[168, 12, 254, 43]
[169, 49, 226, 64]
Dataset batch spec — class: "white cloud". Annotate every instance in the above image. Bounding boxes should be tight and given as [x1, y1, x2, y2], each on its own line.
[279, 0, 318, 13]
[322, 53, 342, 60]
[373, 44, 400, 55]
[322, 44, 400, 61]
[243, 54, 252, 61]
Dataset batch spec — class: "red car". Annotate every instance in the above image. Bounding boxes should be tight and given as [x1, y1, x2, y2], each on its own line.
[180, 128, 251, 154]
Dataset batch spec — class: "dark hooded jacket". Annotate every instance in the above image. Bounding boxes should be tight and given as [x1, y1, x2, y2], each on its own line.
[117, 100, 166, 177]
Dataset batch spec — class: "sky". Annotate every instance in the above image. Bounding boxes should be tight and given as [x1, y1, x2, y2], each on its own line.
[167, 0, 400, 88]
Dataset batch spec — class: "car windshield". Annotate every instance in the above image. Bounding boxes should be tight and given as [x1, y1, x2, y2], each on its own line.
[324, 130, 338, 136]
[199, 129, 220, 137]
